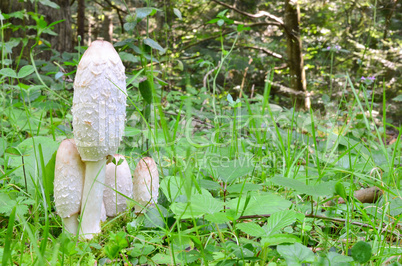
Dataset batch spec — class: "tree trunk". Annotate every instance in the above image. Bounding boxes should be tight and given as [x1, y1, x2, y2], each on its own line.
[0, 0, 73, 60]
[77, 0, 85, 45]
[284, 0, 309, 110]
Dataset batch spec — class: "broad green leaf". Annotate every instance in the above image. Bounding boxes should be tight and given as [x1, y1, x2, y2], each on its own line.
[152, 253, 175, 264]
[139, 79, 153, 104]
[213, 160, 254, 182]
[270, 177, 336, 197]
[119, 52, 139, 63]
[236, 222, 265, 237]
[204, 212, 231, 224]
[136, 7, 158, 21]
[335, 181, 347, 200]
[261, 234, 301, 246]
[277, 243, 315, 264]
[160, 175, 187, 202]
[0, 193, 31, 217]
[226, 192, 291, 216]
[39, 0, 60, 9]
[190, 193, 224, 214]
[227, 183, 262, 194]
[318, 252, 353, 265]
[173, 8, 182, 19]
[0, 68, 18, 78]
[199, 179, 222, 191]
[171, 192, 224, 219]
[264, 210, 304, 237]
[144, 38, 165, 54]
[18, 65, 34, 78]
[389, 190, 402, 216]
[8, 137, 59, 196]
[351, 241, 372, 263]
[392, 94, 402, 102]
[143, 205, 168, 229]
[124, 127, 142, 137]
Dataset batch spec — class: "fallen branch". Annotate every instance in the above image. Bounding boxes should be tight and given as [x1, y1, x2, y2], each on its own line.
[243, 45, 283, 59]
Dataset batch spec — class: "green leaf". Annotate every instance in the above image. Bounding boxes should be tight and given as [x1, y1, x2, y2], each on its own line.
[264, 210, 303, 237]
[144, 38, 165, 54]
[213, 160, 253, 183]
[119, 52, 139, 63]
[160, 175, 187, 202]
[227, 192, 291, 216]
[204, 212, 232, 223]
[0, 68, 18, 79]
[18, 65, 35, 78]
[171, 192, 224, 219]
[139, 79, 153, 104]
[136, 7, 158, 21]
[124, 127, 142, 137]
[143, 205, 168, 228]
[321, 252, 354, 265]
[335, 181, 347, 200]
[351, 241, 372, 263]
[39, 0, 60, 9]
[191, 193, 224, 214]
[173, 8, 182, 20]
[236, 222, 265, 237]
[9, 137, 59, 196]
[392, 94, 402, 102]
[226, 183, 262, 194]
[261, 234, 301, 246]
[270, 177, 336, 197]
[227, 94, 234, 104]
[124, 22, 136, 32]
[277, 243, 315, 264]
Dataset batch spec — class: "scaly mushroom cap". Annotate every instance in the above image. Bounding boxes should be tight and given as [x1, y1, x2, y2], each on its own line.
[72, 40, 126, 162]
[54, 139, 85, 233]
[132, 157, 159, 212]
[104, 154, 133, 217]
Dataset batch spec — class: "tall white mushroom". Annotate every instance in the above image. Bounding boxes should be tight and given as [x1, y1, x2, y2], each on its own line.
[132, 157, 159, 213]
[54, 139, 85, 235]
[103, 154, 133, 217]
[72, 40, 126, 239]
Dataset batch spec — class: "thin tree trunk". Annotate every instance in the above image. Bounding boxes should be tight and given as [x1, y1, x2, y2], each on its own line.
[77, 0, 85, 45]
[284, 0, 309, 110]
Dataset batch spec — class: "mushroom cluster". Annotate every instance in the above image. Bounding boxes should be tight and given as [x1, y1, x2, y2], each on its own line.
[54, 141, 134, 236]
[53, 40, 160, 239]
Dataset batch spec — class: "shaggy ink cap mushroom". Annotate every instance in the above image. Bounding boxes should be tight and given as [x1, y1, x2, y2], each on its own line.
[54, 139, 85, 235]
[132, 157, 159, 213]
[104, 154, 133, 217]
[72, 40, 127, 239]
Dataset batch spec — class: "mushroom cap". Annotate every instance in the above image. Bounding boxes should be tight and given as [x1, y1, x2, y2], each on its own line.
[72, 40, 127, 162]
[103, 154, 133, 217]
[132, 157, 159, 212]
[54, 139, 85, 219]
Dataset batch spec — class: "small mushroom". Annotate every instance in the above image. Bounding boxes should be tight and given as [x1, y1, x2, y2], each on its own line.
[54, 139, 85, 235]
[103, 154, 133, 217]
[132, 157, 159, 213]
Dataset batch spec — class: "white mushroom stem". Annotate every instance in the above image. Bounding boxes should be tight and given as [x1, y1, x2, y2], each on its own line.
[80, 159, 106, 238]
[63, 215, 80, 234]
